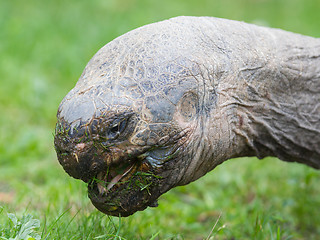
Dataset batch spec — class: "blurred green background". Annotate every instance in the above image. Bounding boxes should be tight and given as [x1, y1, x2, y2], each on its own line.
[1, 0, 320, 239]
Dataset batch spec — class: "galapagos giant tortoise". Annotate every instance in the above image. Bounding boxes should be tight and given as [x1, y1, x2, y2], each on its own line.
[54, 16, 320, 217]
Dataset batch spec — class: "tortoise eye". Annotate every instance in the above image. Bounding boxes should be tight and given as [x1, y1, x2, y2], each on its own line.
[118, 119, 127, 133]
[107, 119, 127, 140]
[109, 124, 119, 134]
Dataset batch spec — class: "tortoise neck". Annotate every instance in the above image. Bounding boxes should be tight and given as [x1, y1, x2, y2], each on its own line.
[239, 35, 320, 168]
[279, 35, 320, 88]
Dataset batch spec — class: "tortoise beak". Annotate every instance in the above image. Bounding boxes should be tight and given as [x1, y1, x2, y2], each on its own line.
[54, 137, 106, 182]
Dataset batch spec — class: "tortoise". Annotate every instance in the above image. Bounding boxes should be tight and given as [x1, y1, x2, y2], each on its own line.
[54, 16, 320, 217]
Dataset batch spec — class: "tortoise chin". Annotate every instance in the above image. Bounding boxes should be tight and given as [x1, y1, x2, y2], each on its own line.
[88, 162, 163, 217]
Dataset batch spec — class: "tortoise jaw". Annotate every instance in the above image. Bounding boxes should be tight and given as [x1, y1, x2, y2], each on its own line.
[87, 158, 163, 217]
[96, 164, 136, 194]
[92, 155, 151, 196]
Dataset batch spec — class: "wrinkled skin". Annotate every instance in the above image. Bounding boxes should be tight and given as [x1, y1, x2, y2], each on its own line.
[54, 16, 320, 217]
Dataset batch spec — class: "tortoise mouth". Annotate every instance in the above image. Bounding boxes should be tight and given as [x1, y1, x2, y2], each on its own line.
[87, 151, 164, 217]
[90, 155, 151, 196]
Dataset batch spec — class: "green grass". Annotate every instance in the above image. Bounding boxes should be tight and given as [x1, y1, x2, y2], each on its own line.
[1, 0, 320, 239]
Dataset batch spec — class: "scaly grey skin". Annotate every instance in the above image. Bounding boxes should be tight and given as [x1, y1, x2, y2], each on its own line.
[54, 16, 320, 217]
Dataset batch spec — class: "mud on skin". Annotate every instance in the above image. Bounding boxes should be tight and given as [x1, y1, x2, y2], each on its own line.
[54, 16, 320, 216]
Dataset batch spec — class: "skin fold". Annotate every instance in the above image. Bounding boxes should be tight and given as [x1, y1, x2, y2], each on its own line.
[54, 16, 320, 216]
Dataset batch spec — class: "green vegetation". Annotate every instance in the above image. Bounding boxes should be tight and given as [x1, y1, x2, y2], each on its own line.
[1, 0, 320, 239]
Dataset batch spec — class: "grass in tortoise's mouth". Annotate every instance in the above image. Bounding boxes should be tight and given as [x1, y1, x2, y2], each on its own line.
[91, 155, 150, 195]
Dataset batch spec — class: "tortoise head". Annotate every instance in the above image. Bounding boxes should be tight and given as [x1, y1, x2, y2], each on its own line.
[53, 17, 233, 216]
[54, 81, 202, 216]
[53, 32, 207, 216]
